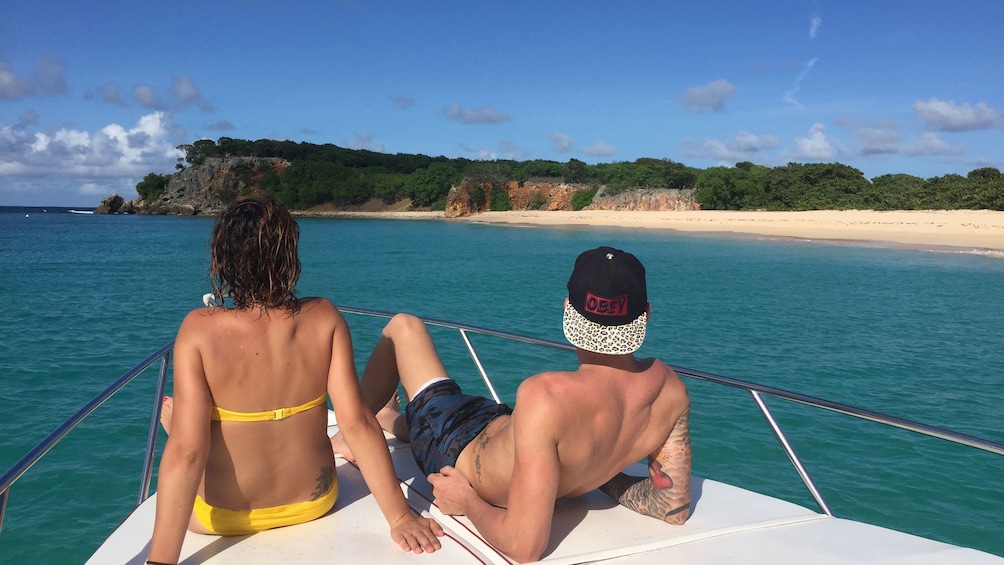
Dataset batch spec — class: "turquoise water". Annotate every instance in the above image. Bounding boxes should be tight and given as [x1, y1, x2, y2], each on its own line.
[1, 207, 1002, 562]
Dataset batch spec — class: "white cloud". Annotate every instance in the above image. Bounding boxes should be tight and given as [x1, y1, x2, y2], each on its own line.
[788, 122, 835, 160]
[0, 61, 33, 99]
[782, 58, 818, 108]
[683, 131, 779, 162]
[913, 98, 1000, 132]
[442, 102, 510, 124]
[93, 82, 127, 106]
[132, 84, 164, 110]
[836, 116, 962, 157]
[809, 16, 822, 39]
[0, 57, 67, 99]
[549, 131, 574, 153]
[679, 79, 736, 113]
[902, 132, 960, 156]
[0, 112, 184, 205]
[853, 126, 900, 155]
[581, 141, 616, 157]
[0, 111, 182, 179]
[172, 75, 214, 112]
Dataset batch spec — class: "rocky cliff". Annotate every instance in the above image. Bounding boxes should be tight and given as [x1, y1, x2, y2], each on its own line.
[444, 180, 698, 217]
[97, 159, 698, 217]
[96, 157, 287, 215]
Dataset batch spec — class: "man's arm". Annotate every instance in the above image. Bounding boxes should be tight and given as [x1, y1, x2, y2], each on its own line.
[599, 410, 692, 524]
[430, 378, 560, 563]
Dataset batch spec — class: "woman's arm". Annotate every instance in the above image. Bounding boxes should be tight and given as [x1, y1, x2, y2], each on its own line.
[147, 313, 214, 564]
[325, 307, 443, 553]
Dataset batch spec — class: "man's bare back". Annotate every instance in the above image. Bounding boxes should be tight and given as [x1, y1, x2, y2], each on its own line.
[454, 356, 689, 509]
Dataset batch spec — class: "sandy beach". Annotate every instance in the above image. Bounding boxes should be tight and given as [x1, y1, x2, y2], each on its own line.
[318, 209, 1004, 253]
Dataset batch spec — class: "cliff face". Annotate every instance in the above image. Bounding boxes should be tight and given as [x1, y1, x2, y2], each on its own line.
[445, 180, 699, 217]
[96, 157, 287, 215]
[97, 160, 698, 216]
[591, 188, 698, 211]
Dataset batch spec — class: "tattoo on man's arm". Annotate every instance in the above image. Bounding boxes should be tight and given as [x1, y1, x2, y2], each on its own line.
[599, 411, 692, 523]
[599, 473, 690, 521]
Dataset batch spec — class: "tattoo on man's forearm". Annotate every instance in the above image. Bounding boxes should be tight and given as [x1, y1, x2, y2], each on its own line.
[602, 474, 688, 521]
[665, 504, 690, 517]
[649, 460, 674, 489]
[312, 465, 335, 500]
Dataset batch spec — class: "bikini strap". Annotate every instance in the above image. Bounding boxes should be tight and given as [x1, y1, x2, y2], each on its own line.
[211, 392, 327, 422]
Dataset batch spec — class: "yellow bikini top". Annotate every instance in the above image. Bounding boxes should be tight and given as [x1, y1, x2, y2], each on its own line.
[211, 392, 327, 422]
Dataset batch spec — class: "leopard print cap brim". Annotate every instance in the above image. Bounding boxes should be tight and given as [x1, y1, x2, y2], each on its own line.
[562, 302, 647, 355]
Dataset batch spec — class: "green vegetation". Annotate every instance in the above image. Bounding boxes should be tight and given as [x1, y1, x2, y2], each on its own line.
[528, 190, 546, 210]
[488, 186, 511, 211]
[694, 162, 1004, 211]
[135, 172, 169, 202]
[571, 186, 599, 211]
[146, 137, 1004, 212]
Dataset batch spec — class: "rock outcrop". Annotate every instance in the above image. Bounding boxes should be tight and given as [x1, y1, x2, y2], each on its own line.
[97, 157, 287, 215]
[94, 193, 126, 214]
[591, 188, 698, 211]
[445, 180, 699, 217]
[446, 180, 585, 217]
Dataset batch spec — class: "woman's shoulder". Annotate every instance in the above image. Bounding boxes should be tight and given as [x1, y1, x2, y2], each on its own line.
[298, 296, 337, 313]
[297, 297, 350, 323]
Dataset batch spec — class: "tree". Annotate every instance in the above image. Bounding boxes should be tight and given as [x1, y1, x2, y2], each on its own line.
[135, 173, 169, 202]
[405, 162, 458, 207]
[178, 139, 218, 166]
[967, 167, 1001, 183]
[868, 174, 925, 210]
[562, 159, 588, 183]
[488, 185, 511, 211]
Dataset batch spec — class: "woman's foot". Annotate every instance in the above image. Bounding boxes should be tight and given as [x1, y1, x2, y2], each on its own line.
[375, 390, 401, 429]
[331, 391, 406, 462]
[160, 396, 174, 434]
[330, 432, 354, 462]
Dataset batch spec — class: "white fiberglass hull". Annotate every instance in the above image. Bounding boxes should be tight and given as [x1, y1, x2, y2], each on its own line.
[88, 414, 1002, 564]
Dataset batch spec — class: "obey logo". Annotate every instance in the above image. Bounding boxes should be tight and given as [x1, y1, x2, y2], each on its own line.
[583, 292, 628, 317]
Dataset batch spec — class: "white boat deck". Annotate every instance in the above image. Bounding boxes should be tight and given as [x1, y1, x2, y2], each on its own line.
[87, 415, 1003, 564]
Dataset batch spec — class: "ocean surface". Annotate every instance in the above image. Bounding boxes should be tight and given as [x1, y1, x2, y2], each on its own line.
[1, 205, 1002, 562]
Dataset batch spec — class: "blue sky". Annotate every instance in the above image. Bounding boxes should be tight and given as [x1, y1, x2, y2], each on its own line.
[2, 1, 1002, 207]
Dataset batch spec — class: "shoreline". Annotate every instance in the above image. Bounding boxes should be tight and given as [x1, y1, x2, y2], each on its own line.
[299, 209, 1004, 254]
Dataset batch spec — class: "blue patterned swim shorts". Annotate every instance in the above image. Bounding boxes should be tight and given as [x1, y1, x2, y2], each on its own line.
[405, 380, 513, 475]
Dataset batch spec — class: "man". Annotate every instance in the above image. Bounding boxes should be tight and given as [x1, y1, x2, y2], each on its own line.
[338, 246, 691, 562]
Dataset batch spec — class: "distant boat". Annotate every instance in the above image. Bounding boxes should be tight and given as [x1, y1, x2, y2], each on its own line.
[68, 210, 94, 214]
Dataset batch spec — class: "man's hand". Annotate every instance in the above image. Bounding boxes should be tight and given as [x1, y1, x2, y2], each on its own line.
[389, 513, 445, 553]
[428, 465, 476, 515]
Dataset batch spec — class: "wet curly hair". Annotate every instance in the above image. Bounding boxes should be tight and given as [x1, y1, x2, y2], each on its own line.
[209, 196, 301, 312]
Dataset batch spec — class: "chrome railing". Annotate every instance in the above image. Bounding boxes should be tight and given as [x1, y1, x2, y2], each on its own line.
[3, 306, 1003, 537]
[0, 341, 174, 534]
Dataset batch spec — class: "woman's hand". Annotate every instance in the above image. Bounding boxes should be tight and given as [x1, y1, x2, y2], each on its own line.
[389, 513, 445, 553]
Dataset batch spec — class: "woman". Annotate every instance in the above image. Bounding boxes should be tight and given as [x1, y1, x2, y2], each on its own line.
[147, 197, 441, 565]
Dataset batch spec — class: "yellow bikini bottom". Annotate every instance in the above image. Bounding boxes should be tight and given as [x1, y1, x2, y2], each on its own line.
[193, 477, 338, 536]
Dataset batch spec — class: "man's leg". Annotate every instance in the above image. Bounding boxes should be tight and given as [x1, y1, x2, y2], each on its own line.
[360, 313, 451, 438]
